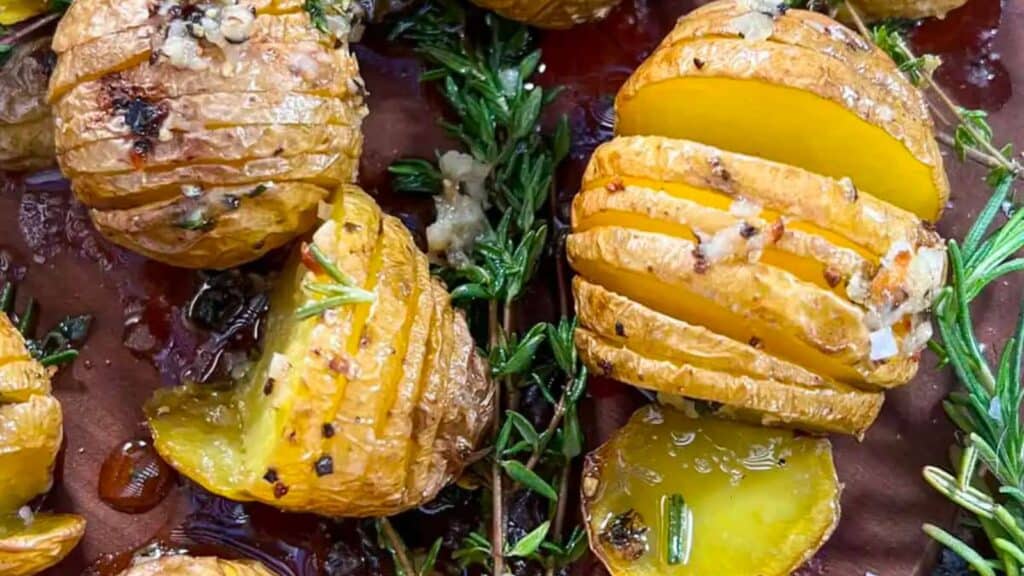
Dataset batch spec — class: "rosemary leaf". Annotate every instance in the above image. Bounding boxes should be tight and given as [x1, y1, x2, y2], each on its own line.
[665, 494, 693, 566]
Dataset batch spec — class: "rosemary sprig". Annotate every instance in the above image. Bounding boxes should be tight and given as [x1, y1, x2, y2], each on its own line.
[294, 243, 375, 320]
[390, 2, 581, 574]
[837, 1, 1024, 571]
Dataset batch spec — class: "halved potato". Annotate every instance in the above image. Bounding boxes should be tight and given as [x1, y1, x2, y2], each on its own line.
[470, 0, 621, 29]
[0, 514, 87, 576]
[49, 0, 369, 269]
[616, 15, 948, 221]
[147, 186, 494, 516]
[115, 555, 274, 576]
[0, 396, 63, 512]
[582, 405, 840, 576]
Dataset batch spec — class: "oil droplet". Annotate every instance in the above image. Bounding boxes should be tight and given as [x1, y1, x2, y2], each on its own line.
[98, 439, 175, 513]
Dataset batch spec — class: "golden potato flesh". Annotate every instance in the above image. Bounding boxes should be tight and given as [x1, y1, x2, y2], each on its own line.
[48, 0, 368, 269]
[116, 556, 274, 576]
[470, 0, 621, 29]
[582, 405, 840, 576]
[0, 514, 87, 576]
[0, 0, 47, 26]
[615, 2, 948, 221]
[0, 314, 86, 574]
[147, 186, 494, 517]
[0, 37, 55, 172]
[570, 137, 944, 412]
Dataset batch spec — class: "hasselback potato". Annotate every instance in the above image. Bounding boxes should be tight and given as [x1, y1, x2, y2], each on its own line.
[147, 186, 494, 517]
[568, 2, 947, 436]
[470, 0, 621, 29]
[0, 36, 55, 172]
[117, 556, 274, 576]
[0, 315, 86, 576]
[48, 0, 368, 269]
[617, 1, 948, 222]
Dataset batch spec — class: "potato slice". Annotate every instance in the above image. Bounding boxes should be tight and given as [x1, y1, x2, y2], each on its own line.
[616, 36, 948, 220]
[90, 180, 328, 270]
[0, 0, 47, 26]
[660, 1, 932, 125]
[582, 405, 840, 576]
[0, 513, 87, 576]
[72, 152, 358, 210]
[0, 316, 51, 404]
[583, 136, 936, 258]
[568, 226, 919, 388]
[471, 0, 621, 29]
[0, 395, 63, 512]
[147, 187, 493, 515]
[59, 124, 363, 174]
[114, 555, 275, 576]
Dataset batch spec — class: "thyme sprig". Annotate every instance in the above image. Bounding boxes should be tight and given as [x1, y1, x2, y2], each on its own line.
[389, 2, 581, 574]
[294, 243, 375, 320]
[1, 281, 91, 368]
[837, 1, 1024, 572]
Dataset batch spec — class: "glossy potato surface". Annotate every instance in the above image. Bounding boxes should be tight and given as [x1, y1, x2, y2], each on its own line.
[582, 405, 840, 576]
[616, 3, 948, 221]
[0, 315, 86, 575]
[147, 187, 494, 517]
[48, 0, 368, 269]
[471, 0, 621, 29]
[845, 0, 968, 21]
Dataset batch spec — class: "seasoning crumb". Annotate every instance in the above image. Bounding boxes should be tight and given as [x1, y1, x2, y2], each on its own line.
[273, 482, 289, 498]
[315, 455, 334, 477]
[749, 336, 763, 349]
[600, 509, 649, 561]
[263, 378, 275, 395]
[824, 267, 843, 288]
[263, 468, 279, 484]
[606, 178, 625, 193]
[614, 321, 626, 337]
[328, 357, 350, 375]
[322, 423, 336, 438]
[739, 222, 759, 238]
[693, 57, 705, 69]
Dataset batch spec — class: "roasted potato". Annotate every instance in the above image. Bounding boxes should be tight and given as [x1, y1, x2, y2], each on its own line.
[582, 405, 840, 576]
[843, 0, 968, 22]
[147, 186, 494, 517]
[48, 0, 368, 269]
[568, 136, 944, 434]
[0, 36, 55, 172]
[0, 314, 86, 576]
[616, 1, 948, 221]
[117, 556, 275, 576]
[470, 0, 621, 29]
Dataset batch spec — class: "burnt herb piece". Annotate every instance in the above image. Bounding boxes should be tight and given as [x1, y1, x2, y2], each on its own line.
[599, 509, 648, 562]
[315, 455, 334, 477]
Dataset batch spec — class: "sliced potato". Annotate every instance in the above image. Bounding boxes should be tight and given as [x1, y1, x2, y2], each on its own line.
[660, 1, 932, 125]
[90, 180, 328, 270]
[0, 315, 51, 404]
[568, 226, 918, 388]
[115, 555, 275, 576]
[50, 0, 368, 268]
[582, 405, 840, 576]
[0, 514, 87, 576]
[470, 0, 621, 29]
[0, 395, 63, 512]
[616, 35, 948, 221]
[147, 187, 494, 516]
[0, 0, 47, 26]
[1, 37, 55, 172]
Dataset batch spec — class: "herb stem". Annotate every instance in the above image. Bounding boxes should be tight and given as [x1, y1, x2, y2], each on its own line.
[936, 132, 1009, 171]
[525, 393, 567, 472]
[379, 517, 417, 576]
[488, 300, 507, 576]
[0, 12, 61, 47]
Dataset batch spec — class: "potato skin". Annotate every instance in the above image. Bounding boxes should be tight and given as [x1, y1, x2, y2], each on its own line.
[48, 0, 368, 269]
[115, 556, 275, 576]
[147, 186, 494, 517]
[0, 315, 86, 575]
[470, 0, 622, 29]
[844, 0, 968, 22]
[0, 37, 55, 172]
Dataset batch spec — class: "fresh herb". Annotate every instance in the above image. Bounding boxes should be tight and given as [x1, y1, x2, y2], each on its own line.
[1, 281, 91, 369]
[304, 0, 331, 33]
[841, 1, 1024, 572]
[294, 243, 375, 320]
[0, 44, 12, 67]
[389, 2, 582, 575]
[665, 493, 692, 566]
